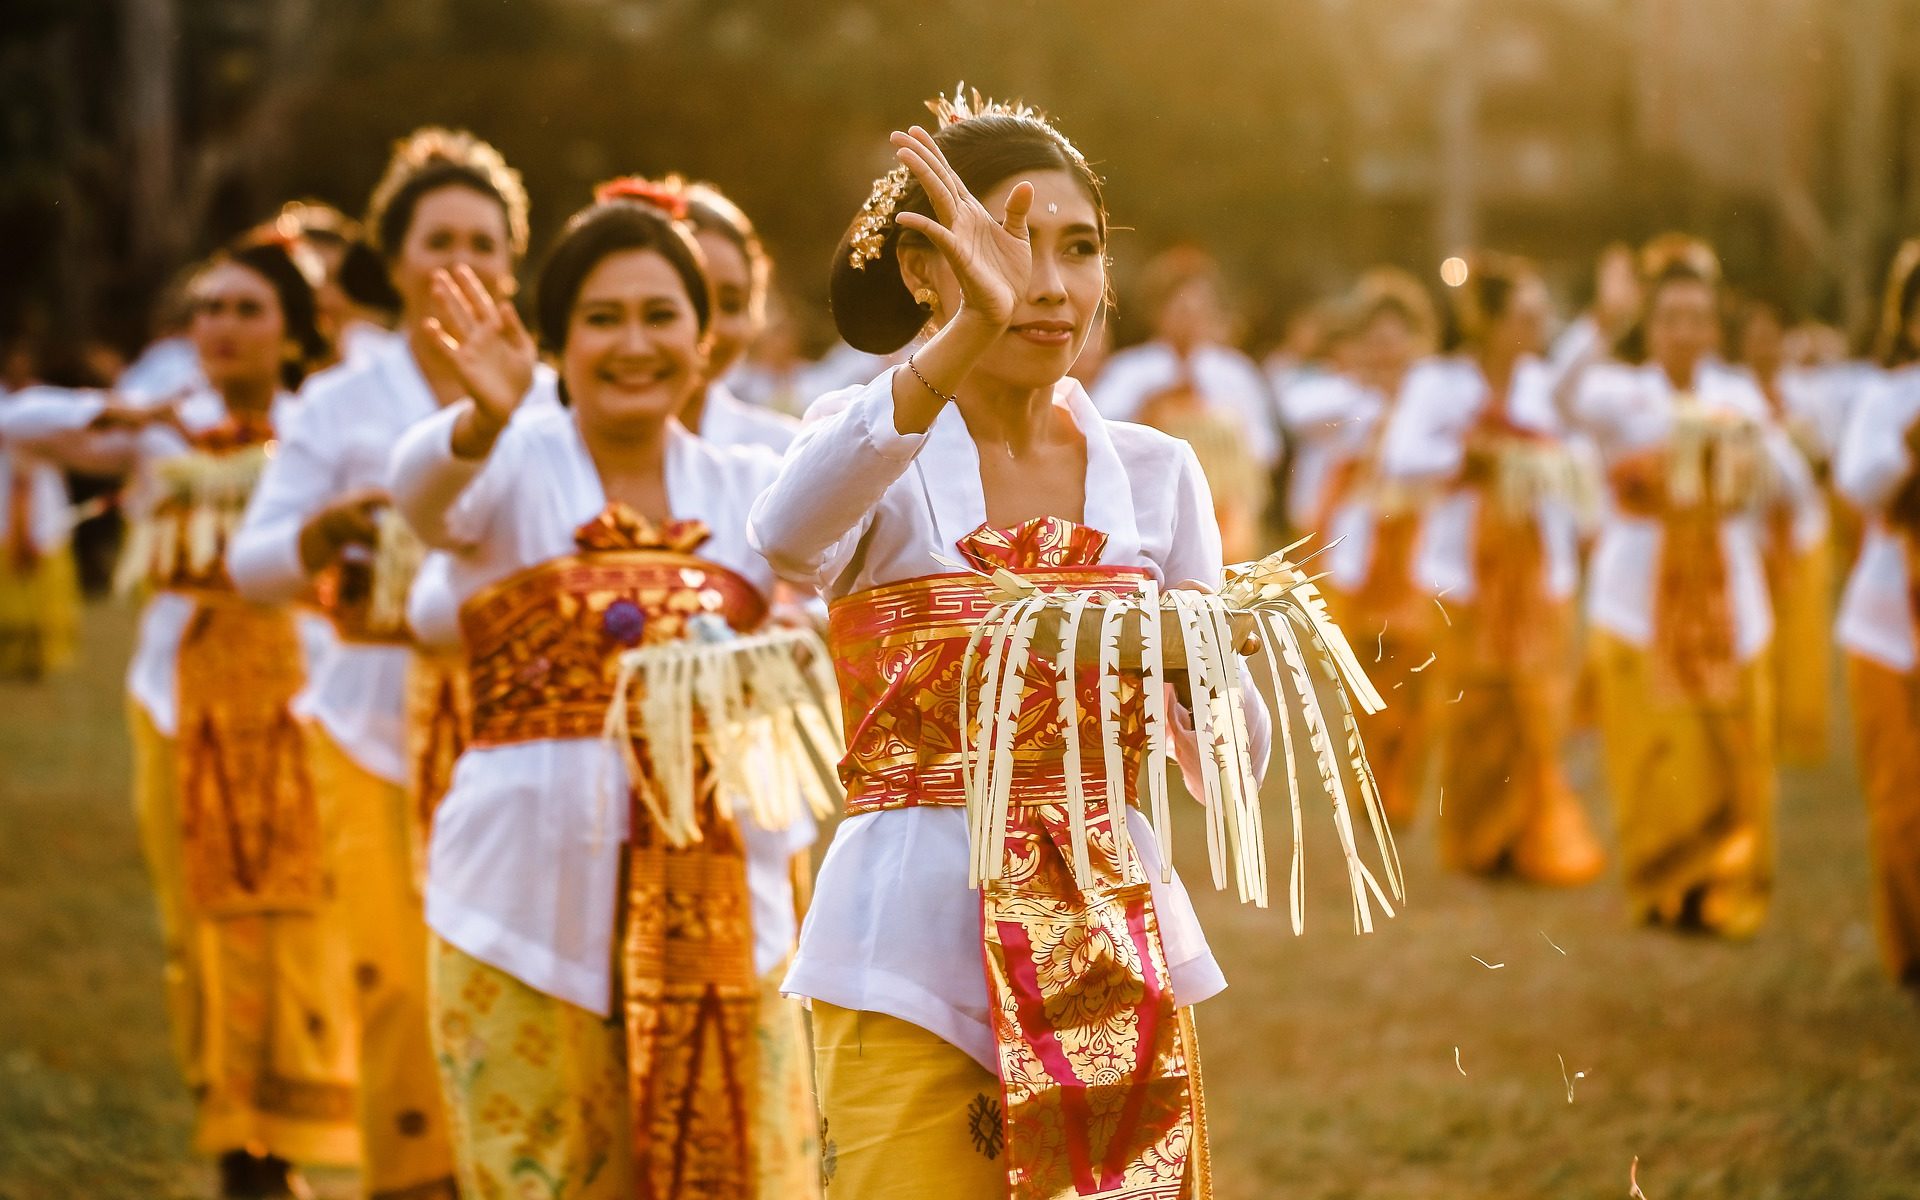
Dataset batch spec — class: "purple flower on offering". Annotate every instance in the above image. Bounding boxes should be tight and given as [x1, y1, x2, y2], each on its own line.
[601, 599, 646, 647]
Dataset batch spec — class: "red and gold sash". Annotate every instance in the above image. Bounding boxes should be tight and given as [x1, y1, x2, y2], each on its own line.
[457, 502, 770, 1198]
[166, 424, 327, 916]
[828, 515, 1209, 1199]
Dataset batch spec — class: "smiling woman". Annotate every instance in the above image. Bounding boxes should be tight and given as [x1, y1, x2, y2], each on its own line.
[749, 88, 1271, 1200]
[386, 190, 820, 1199]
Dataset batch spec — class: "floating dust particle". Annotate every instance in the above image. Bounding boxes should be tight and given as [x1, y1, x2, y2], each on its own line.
[1392, 681, 1405, 690]
[1433, 597, 1452, 626]
[1629, 1156, 1649, 1199]
[1471, 955, 1505, 970]
[1411, 653, 1436, 673]
[1541, 930, 1567, 955]
[1438, 786, 1444, 814]
[1376, 626, 1385, 664]
[1453, 1047, 1466, 1076]
[1558, 1053, 1586, 1103]
[1448, 690, 1465, 703]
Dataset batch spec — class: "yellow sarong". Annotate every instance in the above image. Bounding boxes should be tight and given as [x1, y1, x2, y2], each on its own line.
[431, 939, 820, 1200]
[1847, 655, 1920, 989]
[0, 545, 78, 679]
[1592, 631, 1775, 937]
[1767, 534, 1832, 765]
[129, 703, 361, 1164]
[305, 725, 458, 1198]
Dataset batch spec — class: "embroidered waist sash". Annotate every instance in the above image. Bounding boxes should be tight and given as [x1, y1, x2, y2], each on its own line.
[827, 516, 1209, 1200]
[175, 588, 325, 916]
[456, 505, 770, 1198]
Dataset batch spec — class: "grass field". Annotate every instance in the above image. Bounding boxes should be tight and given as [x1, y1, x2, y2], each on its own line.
[2, 601, 1917, 1199]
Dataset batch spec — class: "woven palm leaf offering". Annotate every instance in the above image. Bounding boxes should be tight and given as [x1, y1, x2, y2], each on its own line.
[953, 534, 1404, 935]
[600, 614, 846, 847]
[115, 438, 274, 595]
[1480, 433, 1604, 529]
[1666, 400, 1774, 512]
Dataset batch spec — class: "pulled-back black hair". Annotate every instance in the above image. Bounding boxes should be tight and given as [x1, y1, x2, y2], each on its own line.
[683, 183, 771, 303]
[829, 109, 1106, 355]
[216, 237, 329, 390]
[533, 199, 712, 354]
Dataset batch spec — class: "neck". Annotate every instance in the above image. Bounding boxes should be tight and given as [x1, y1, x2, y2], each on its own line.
[578, 410, 671, 479]
[1479, 345, 1519, 393]
[1660, 358, 1698, 392]
[219, 375, 277, 416]
[680, 382, 711, 437]
[955, 374, 1058, 457]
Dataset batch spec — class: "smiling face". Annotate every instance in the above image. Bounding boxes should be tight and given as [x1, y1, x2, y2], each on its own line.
[189, 261, 287, 393]
[562, 247, 707, 438]
[693, 228, 761, 382]
[391, 184, 515, 325]
[1646, 277, 1719, 383]
[901, 167, 1106, 392]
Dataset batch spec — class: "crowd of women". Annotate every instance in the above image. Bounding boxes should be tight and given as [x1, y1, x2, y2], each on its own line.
[0, 87, 1916, 1200]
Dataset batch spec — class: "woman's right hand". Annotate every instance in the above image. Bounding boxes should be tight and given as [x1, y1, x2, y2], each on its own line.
[424, 264, 536, 436]
[890, 125, 1034, 333]
[298, 486, 388, 572]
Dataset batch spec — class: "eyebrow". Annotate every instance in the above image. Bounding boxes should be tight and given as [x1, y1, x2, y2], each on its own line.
[1055, 222, 1101, 237]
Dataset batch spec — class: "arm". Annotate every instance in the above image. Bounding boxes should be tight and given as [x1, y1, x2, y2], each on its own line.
[227, 399, 383, 602]
[746, 373, 927, 587]
[1763, 423, 1828, 550]
[1376, 369, 1468, 488]
[1833, 380, 1916, 514]
[388, 404, 496, 552]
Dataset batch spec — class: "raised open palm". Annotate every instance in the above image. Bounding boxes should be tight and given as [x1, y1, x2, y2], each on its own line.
[423, 264, 536, 427]
[891, 125, 1034, 330]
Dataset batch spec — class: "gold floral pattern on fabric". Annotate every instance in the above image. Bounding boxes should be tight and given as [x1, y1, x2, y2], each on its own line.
[826, 515, 1209, 1199]
[176, 592, 326, 916]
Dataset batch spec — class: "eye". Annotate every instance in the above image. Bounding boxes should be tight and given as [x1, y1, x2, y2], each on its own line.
[644, 302, 682, 326]
[716, 288, 747, 316]
[1064, 239, 1101, 259]
[237, 300, 265, 319]
[581, 309, 621, 328]
[472, 234, 497, 255]
[425, 231, 453, 252]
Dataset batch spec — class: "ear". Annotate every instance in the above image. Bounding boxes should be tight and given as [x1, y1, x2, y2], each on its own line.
[895, 240, 937, 301]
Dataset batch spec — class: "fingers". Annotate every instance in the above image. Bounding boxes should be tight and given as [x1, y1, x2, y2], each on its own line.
[454, 264, 502, 329]
[422, 316, 463, 362]
[498, 297, 534, 350]
[892, 134, 958, 225]
[1001, 180, 1035, 240]
[430, 271, 481, 342]
[904, 126, 966, 201]
[893, 212, 962, 262]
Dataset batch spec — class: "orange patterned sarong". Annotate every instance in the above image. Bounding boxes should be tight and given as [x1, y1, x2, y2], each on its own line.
[828, 516, 1209, 1199]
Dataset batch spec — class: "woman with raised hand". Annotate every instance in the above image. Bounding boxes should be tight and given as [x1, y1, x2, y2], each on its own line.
[1573, 235, 1822, 938]
[387, 192, 818, 1198]
[1376, 252, 1604, 886]
[7, 235, 357, 1199]
[227, 127, 543, 1200]
[749, 90, 1268, 1199]
[1835, 240, 1920, 994]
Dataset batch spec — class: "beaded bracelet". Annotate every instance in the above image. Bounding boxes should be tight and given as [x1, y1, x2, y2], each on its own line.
[904, 356, 958, 406]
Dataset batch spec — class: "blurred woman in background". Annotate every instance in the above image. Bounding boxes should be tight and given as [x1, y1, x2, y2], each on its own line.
[1574, 236, 1822, 938]
[1834, 240, 1920, 994]
[6, 236, 356, 1198]
[1377, 253, 1604, 885]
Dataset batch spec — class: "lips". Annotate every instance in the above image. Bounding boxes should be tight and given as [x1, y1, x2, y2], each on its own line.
[1010, 321, 1073, 346]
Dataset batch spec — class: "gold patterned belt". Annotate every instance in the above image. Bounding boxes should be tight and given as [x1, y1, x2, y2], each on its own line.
[460, 549, 767, 747]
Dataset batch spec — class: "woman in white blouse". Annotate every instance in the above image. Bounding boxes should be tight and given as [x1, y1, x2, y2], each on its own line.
[1573, 235, 1821, 939]
[7, 238, 356, 1198]
[226, 128, 537, 1199]
[388, 194, 816, 1199]
[1835, 240, 1920, 994]
[750, 94, 1265, 1199]
[1376, 253, 1604, 886]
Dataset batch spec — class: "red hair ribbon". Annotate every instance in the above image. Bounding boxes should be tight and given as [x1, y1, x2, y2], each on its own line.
[593, 176, 689, 220]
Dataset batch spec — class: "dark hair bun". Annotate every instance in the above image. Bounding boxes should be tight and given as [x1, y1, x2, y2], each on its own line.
[827, 106, 1106, 357]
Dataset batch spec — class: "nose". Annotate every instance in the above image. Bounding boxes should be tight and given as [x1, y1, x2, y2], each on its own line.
[1027, 244, 1067, 307]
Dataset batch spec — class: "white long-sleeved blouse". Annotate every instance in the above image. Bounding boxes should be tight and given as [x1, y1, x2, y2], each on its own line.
[1835, 365, 1920, 671]
[227, 338, 557, 783]
[387, 401, 808, 1013]
[748, 369, 1270, 1071]
[1376, 356, 1581, 603]
[1571, 362, 1820, 661]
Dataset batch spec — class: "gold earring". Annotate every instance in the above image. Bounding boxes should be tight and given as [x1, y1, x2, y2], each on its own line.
[914, 288, 936, 309]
